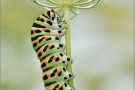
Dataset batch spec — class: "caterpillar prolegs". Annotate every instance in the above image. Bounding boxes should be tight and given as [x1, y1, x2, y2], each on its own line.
[31, 10, 75, 90]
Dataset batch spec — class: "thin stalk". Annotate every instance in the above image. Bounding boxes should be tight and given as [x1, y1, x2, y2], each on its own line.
[64, 7, 74, 87]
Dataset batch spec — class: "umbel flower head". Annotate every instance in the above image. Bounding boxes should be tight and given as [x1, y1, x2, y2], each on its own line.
[31, 0, 103, 17]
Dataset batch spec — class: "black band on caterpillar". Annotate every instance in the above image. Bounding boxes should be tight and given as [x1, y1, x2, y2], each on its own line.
[31, 9, 74, 90]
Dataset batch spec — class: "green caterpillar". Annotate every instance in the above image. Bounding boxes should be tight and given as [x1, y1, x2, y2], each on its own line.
[31, 9, 75, 90]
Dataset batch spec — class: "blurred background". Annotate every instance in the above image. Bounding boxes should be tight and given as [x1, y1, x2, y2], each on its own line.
[1, 0, 134, 90]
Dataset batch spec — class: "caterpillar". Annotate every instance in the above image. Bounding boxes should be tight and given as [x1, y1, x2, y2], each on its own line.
[31, 9, 75, 90]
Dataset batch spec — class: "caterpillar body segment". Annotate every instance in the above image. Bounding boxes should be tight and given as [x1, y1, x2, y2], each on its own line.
[33, 20, 66, 30]
[32, 36, 61, 50]
[31, 9, 74, 90]
[31, 25, 66, 38]
[40, 52, 73, 70]
[45, 81, 74, 90]
[36, 42, 65, 56]
[42, 66, 73, 83]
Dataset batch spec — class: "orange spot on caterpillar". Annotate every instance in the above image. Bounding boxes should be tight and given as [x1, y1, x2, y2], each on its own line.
[47, 45, 51, 49]
[33, 30, 36, 34]
[57, 86, 61, 89]
[46, 19, 49, 22]
[42, 28, 47, 32]
[40, 50, 44, 54]
[51, 14, 54, 18]
[53, 56, 57, 61]
[45, 61, 48, 65]
[55, 70, 60, 75]
[36, 40, 39, 44]
[44, 37, 49, 40]
[47, 74, 50, 78]
[50, 9, 53, 12]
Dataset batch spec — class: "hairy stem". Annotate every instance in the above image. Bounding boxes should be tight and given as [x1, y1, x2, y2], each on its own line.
[64, 7, 74, 87]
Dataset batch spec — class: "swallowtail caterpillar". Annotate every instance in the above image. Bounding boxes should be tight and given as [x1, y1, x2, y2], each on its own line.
[31, 9, 75, 90]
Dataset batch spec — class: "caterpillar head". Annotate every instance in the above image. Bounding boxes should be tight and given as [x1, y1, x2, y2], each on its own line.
[46, 9, 62, 24]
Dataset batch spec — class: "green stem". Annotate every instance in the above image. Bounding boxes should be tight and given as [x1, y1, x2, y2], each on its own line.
[64, 7, 74, 87]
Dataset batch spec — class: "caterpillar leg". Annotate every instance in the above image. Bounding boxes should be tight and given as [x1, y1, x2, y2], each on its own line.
[70, 58, 74, 64]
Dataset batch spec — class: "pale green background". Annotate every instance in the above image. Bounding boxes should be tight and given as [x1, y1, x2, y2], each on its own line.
[1, 0, 134, 90]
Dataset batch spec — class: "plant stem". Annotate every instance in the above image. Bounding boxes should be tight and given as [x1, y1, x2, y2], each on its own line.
[64, 7, 74, 87]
